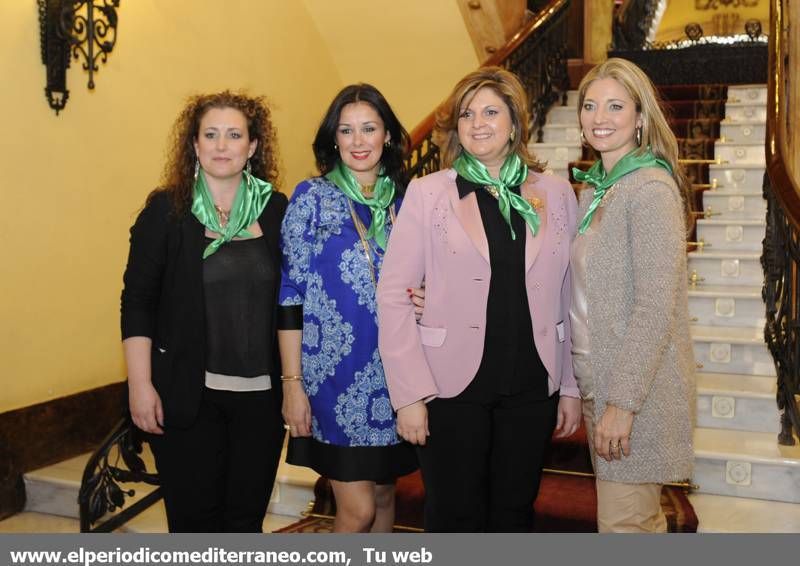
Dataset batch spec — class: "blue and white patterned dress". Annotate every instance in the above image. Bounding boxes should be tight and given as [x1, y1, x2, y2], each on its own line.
[279, 176, 416, 481]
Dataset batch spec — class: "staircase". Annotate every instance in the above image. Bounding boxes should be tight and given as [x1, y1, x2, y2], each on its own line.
[534, 83, 800, 533]
[8, 85, 798, 536]
[0, 440, 317, 532]
[7, 83, 800, 536]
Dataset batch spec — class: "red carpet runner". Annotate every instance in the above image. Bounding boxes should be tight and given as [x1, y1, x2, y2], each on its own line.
[277, 423, 697, 533]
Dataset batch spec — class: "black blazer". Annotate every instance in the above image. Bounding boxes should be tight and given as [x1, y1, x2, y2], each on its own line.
[121, 190, 288, 428]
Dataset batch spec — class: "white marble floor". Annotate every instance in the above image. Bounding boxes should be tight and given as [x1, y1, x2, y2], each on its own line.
[0, 510, 298, 534]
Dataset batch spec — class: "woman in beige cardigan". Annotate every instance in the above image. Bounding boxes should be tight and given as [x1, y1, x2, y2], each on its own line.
[570, 58, 696, 532]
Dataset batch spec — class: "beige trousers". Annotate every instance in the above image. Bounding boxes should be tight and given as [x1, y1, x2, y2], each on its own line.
[582, 399, 667, 533]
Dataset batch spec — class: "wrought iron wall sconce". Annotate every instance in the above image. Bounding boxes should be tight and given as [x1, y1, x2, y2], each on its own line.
[37, 0, 120, 115]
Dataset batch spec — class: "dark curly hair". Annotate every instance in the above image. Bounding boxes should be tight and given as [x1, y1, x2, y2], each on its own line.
[150, 91, 281, 213]
[312, 83, 409, 195]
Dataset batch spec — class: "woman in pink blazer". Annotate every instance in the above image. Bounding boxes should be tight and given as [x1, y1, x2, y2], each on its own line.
[377, 67, 581, 532]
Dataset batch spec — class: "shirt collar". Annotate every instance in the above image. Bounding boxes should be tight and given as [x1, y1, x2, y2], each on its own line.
[455, 173, 523, 200]
[456, 174, 484, 200]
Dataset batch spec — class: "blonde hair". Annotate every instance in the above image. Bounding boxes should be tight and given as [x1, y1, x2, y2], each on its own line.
[577, 58, 692, 229]
[434, 66, 545, 172]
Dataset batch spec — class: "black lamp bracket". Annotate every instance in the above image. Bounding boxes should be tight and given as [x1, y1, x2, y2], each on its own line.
[37, 0, 120, 115]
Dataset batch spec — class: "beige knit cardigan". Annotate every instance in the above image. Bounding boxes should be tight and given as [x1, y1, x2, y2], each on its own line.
[576, 166, 696, 484]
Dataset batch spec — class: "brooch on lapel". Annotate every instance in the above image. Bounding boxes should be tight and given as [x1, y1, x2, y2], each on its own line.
[526, 196, 544, 212]
[484, 185, 544, 212]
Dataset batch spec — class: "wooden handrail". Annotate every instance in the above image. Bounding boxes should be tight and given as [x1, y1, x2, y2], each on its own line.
[766, 0, 800, 230]
[409, 113, 436, 151]
[483, 0, 570, 67]
[762, 0, 800, 446]
[409, 0, 570, 149]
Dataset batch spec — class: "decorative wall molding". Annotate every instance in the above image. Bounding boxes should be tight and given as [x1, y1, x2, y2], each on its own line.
[695, 0, 759, 9]
[456, 0, 527, 62]
[0, 382, 126, 520]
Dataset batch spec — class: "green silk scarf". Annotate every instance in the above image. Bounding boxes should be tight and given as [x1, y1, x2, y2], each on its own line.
[452, 151, 539, 239]
[325, 161, 396, 251]
[191, 169, 273, 259]
[573, 147, 672, 234]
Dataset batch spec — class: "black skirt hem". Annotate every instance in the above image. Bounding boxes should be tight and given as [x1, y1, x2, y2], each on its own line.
[287, 436, 418, 483]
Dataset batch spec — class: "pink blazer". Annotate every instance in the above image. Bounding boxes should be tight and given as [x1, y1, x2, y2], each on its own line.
[377, 168, 579, 410]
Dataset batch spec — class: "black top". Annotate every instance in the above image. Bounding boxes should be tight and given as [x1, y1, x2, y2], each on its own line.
[120, 191, 288, 427]
[455, 175, 549, 400]
[203, 237, 276, 377]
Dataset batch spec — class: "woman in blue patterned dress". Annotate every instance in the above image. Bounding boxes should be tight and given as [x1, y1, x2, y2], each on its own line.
[277, 84, 417, 532]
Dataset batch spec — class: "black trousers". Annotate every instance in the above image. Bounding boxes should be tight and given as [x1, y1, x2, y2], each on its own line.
[149, 387, 285, 532]
[417, 388, 558, 532]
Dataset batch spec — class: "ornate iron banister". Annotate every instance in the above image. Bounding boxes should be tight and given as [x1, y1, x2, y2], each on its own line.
[611, 0, 662, 51]
[405, 0, 571, 180]
[78, 416, 162, 532]
[763, 0, 800, 445]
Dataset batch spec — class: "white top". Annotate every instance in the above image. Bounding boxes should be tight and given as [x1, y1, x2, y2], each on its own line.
[570, 225, 594, 400]
[205, 372, 271, 392]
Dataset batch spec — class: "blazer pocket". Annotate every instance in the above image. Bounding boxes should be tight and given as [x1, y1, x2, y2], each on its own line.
[150, 346, 171, 389]
[556, 321, 566, 343]
[417, 325, 447, 347]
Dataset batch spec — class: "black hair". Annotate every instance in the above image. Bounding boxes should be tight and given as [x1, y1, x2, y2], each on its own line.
[312, 83, 410, 194]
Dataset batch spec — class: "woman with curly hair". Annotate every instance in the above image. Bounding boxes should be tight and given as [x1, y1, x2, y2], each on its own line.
[121, 91, 287, 532]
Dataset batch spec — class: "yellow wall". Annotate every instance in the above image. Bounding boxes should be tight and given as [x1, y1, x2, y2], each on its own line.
[584, 0, 614, 64]
[0, 1, 477, 413]
[303, 0, 478, 129]
[0, 1, 343, 412]
[656, 0, 769, 42]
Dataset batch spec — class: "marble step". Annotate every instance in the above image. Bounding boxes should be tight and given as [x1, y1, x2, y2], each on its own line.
[727, 85, 768, 105]
[693, 427, 800, 504]
[720, 122, 766, 144]
[528, 142, 582, 168]
[691, 325, 776, 377]
[696, 372, 779, 433]
[688, 493, 800, 533]
[701, 190, 766, 220]
[271, 451, 319, 518]
[22, 440, 316, 529]
[541, 123, 581, 144]
[0, 512, 81, 533]
[0, 507, 297, 534]
[119, 502, 297, 533]
[708, 164, 765, 192]
[723, 103, 767, 124]
[688, 284, 765, 328]
[714, 142, 766, 167]
[563, 90, 580, 106]
[687, 250, 763, 286]
[695, 218, 765, 252]
[546, 104, 580, 126]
